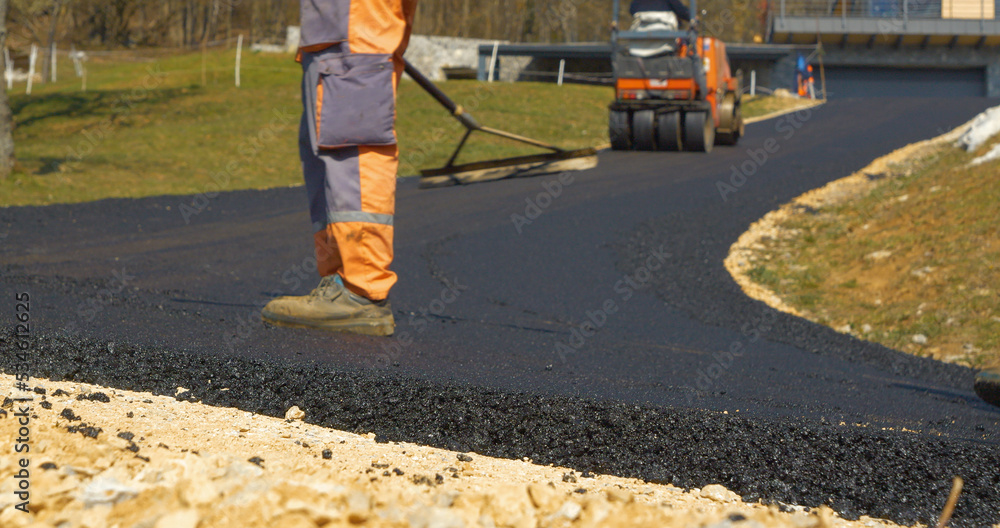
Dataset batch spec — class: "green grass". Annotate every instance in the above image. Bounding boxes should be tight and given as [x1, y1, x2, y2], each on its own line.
[742, 93, 817, 119]
[2, 48, 790, 207]
[742, 134, 1000, 368]
[3, 49, 305, 206]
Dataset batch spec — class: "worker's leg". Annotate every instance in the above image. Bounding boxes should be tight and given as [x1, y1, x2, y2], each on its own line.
[261, 59, 396, 336]
[311, 143, 397, 301]
[262, 0, 415, 336]
[310, 0, 416, 301]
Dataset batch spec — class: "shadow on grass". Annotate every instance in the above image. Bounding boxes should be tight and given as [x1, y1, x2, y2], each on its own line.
[11, 87, 194, 129]
[36, 157, 70, 175]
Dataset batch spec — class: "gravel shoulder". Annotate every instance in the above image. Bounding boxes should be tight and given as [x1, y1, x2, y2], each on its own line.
[0, 373, 907, 528]
[725, 114, 975, 361]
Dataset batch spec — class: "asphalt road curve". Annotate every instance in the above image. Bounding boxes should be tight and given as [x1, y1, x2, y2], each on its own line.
[3, 97, 999, 526]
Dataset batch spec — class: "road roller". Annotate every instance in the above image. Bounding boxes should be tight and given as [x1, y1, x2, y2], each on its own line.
[609, 0, 743, 153]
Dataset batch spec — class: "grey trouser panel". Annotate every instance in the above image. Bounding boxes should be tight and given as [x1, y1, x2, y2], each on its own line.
[300, 47, 395, 233]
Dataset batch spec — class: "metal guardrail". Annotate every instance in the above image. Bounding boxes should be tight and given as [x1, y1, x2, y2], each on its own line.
[776, 0, 995, 22]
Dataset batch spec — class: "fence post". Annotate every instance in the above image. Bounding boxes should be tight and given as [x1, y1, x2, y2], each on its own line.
[750, 70, 756, 96]
[235, 34, 243, 88]
[557, 59, 566, 86]
[70, 48, 87, 92]
[488, 41, 499, 82]
[27, 44, 37, 95]
[50, 43, 57, 82]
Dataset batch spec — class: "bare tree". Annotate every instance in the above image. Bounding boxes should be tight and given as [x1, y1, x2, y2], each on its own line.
[5, 0, 759, 53]
[40, 0, 60, 82]
[0, 0, 16, 179]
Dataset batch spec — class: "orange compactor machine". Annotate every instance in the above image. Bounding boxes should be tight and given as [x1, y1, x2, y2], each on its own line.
[609, 0, 744, 153]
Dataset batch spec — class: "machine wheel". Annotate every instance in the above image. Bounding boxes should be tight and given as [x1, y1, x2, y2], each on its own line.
[656, 111, 683, 151]
[632, 110, 657, 151]
[609, 109, 631, 150]
[683, 111, 715, 153]
[716, 94, 743, 146]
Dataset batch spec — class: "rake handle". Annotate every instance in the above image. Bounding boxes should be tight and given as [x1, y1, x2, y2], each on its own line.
[402, 59, 564, 153]
[403, 59, 480, 130]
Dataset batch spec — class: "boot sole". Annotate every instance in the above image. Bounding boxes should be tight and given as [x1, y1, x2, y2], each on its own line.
[261, 312, 395, 337]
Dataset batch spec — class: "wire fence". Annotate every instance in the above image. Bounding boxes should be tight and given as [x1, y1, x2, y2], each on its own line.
[3, 36, 303, 95]
[775, 0, 996, 19]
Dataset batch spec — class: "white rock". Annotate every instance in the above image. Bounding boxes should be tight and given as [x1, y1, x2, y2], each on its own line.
[347, 490, 370, 513]
[78, 476, 139, 507]
[865, 250, 893, 261]
[912, 334, 928, 345]
[285, 406, 305, 420]
[699, 484, 740, 503]
[153, 509, 200, 528]
[552, 501, 582, 521]
[180, 478, 219, 506]
[408, 506, 465, 528]
[862, 324, 873, 333]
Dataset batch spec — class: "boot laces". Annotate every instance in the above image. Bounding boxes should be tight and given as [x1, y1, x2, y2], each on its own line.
[310, 275, 345, 300]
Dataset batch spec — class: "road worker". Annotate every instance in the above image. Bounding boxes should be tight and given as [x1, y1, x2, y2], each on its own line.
[262, 0, 418, 336]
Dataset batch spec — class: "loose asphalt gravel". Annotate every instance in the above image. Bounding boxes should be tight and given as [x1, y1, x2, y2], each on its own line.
[2, 97, 999, 526]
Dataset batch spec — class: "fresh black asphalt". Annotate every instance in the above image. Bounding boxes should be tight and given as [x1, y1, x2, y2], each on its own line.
[2, 97, 999, 526]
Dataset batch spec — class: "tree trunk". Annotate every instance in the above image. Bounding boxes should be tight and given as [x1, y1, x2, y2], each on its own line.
[0, 0, 16, 179]
[460, 0, 469, 37]
[41, 0, 61, 83]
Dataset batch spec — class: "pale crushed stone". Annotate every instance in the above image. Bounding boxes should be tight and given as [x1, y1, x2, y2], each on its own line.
[0, 374, 909, 528]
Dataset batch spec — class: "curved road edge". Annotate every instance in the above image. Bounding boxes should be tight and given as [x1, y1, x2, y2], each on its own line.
[723, 114, 976, 350]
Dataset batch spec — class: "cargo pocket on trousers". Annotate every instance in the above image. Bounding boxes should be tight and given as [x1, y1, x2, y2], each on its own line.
[315, 54, 396, 149]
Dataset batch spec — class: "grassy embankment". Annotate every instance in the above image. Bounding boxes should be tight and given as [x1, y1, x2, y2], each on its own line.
[741, 92, 820, 121]
[743, 129, 1000, 368]
[2, 49, 607, 207]
[2, 48, 802, 207]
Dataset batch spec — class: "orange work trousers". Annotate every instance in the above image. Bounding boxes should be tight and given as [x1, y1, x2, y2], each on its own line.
[298, 0, 417, 301]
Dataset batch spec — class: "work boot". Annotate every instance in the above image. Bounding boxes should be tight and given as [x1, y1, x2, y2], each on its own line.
[261, 275, 394, 336]
[975, 366, 1000, 408]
